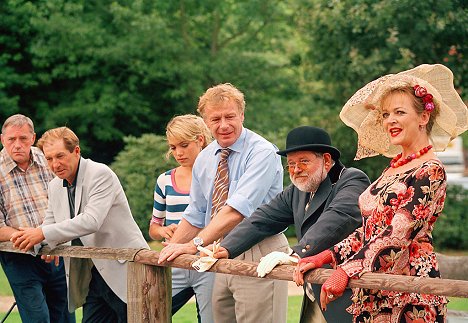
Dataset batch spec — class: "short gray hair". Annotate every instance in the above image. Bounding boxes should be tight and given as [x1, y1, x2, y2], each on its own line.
[2, 114, 34, 134]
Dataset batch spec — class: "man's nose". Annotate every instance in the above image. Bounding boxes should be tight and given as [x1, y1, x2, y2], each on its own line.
[52, 159, 60, 170]
[219, 118, 229, 128]
[293, 165, 302, 173]
[13, 139, 22, 147]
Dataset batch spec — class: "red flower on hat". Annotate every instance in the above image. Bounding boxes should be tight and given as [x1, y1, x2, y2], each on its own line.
[425, 102, 435, 112]
[414, 85, 427, 97]
[413, 85, 435, 112]
[422, 93, 433, 103]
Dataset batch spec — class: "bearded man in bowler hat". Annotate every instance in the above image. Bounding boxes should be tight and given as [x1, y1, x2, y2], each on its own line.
[214, 126, 370, 322]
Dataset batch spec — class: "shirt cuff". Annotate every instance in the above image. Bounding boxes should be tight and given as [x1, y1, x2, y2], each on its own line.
[150, 217, 164, 226]
[183, 211, 207, 229]
[227, 195, 253, 218]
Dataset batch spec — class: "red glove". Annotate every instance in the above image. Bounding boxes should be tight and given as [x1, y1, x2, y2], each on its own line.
[298, 249, 333, 268]
[320, 267, 349, 310]
[293, 250, 333, 286]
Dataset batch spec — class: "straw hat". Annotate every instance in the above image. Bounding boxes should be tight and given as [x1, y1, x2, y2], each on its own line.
[340, 64, 468, 160]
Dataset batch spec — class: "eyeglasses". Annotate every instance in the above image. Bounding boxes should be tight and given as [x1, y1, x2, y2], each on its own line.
[285, 160, 313, 174]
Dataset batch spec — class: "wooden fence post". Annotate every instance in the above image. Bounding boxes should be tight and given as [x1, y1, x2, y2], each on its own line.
[127, 262, 171, 323]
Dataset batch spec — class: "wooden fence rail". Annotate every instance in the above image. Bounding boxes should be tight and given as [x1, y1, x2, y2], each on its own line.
[1, 242, 467, 322]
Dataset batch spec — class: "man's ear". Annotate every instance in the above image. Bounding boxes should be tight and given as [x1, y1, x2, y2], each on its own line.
[323, 153, 333, 171]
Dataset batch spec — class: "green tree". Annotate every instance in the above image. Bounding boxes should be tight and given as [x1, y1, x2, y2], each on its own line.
[1, 0, 305, 162]
[111, 134, 177, 240]
[297, 0, 467, 106]
[294, 0, 467, 179]
[0, 1, 40, 119]
[433, 185, 468, 250]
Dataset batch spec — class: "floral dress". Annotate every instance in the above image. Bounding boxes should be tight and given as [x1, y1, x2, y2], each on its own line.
[332, 160, 448, 323]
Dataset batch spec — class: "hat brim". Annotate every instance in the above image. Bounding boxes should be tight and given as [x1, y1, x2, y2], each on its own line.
[277, 144, 341, 160]
[340, 64, 468, 159]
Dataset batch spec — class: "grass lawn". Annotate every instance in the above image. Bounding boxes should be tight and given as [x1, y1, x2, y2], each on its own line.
[0, 296, 300, 323]
[171, 295, 302, 323]
[0, 310, 83, 322]
[2, 295, 467, 322]
[0, 267, 12, 296]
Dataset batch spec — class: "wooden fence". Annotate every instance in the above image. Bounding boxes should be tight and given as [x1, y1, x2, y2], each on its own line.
[0, 242, 467, 322]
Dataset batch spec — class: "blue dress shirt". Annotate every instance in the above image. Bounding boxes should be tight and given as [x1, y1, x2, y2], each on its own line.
[183, 127, 283, 228]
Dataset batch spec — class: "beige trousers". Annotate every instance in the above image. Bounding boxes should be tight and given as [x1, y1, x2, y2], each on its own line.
[212, 234, 289, 323]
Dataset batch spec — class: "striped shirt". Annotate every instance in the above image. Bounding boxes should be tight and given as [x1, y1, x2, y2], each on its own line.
[151, 169, 190, 226]
[0, 147, 55, 229]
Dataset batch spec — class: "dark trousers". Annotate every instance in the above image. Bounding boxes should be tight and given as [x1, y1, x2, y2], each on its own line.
[0, 251, 75, 323]
[311, 283, 354, 323]
[82, 266, 127, 323]
[172, 287, 201, 323]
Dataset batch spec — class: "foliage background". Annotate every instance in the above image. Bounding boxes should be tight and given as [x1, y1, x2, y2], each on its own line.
[1, 0, 467, 247]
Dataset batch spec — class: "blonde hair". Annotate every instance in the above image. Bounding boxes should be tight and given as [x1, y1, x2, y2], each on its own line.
[165, 114, 212, 159]
[2, 114, 34, 134]
[380, 85, 440, 135]
[197, 83, 245, 117]
[37, 127, 79, 153]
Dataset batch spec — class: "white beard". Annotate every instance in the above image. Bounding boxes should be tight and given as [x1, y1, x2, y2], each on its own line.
[290, 160, 327, 193]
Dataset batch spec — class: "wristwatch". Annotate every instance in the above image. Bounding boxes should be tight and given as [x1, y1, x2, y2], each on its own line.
[193, 236, 204, 248]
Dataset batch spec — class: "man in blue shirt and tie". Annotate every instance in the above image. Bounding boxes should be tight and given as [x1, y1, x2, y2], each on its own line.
[159, 83, 289, 323]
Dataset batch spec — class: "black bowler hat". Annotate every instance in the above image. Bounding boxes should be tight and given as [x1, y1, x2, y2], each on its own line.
[277, 126, 341, 160]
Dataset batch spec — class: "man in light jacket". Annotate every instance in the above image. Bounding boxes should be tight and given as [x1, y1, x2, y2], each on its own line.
[11, 126, 149, 322]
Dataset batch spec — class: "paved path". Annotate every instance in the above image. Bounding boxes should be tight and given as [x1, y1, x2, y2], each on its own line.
[0, 296, 15, 312]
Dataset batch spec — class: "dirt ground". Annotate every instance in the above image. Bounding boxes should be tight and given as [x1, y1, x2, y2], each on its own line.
[0, 296, 15, 312]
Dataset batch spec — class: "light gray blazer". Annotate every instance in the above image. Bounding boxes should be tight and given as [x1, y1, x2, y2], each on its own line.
[41, 157, 149, 311]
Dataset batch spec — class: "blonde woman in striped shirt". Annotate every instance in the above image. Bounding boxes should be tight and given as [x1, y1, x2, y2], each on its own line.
[149, 114, 213, 322]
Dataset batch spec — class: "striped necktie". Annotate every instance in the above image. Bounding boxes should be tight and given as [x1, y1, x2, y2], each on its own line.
[211, 148, 231, 218]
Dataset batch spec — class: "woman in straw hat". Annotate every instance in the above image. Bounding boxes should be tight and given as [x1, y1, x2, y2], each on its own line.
[293, 64, 468, 322]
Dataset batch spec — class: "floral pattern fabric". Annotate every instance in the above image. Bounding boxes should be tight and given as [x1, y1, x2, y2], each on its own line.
[332, 160, 447, 322]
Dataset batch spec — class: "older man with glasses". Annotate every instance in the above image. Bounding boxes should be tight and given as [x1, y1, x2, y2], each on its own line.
[214, 126, 370, 323]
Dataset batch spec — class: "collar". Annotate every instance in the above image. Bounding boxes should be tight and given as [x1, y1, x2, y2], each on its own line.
[327, 160, 345, 184]
[62, 159, 81, 188]
[214, 127, 246, 155]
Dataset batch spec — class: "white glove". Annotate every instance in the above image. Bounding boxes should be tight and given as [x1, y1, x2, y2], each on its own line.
[257, 251, 298, 278]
